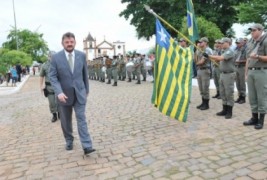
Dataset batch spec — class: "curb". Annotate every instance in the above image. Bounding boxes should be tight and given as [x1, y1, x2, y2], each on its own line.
[0, 75, 30, 96]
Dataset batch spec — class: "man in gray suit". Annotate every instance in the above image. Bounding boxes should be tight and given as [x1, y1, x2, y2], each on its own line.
[49, 32, 95, 155]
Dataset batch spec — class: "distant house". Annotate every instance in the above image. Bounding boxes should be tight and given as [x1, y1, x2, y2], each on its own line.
[83, 33, 126, 61]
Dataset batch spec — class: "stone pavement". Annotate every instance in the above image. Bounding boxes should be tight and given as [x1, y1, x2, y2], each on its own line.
[0, 76, 266, 180]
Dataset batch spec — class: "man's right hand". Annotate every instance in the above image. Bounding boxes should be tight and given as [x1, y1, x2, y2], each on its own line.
[58, 93, 68, 103]
[202, 53, 209, 58]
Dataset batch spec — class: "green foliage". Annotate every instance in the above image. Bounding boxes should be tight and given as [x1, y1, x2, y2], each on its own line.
[237, 0, 267, 26]
[2, 29, 49, 63]
[179, 17, 224, 47]
[120, 0, 249, 40]
[0, 48, 32, 75]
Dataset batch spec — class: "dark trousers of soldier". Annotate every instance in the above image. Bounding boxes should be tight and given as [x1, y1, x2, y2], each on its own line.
[219, 73, 235, 106]
[121, 66, 126, 80]
[96, 68, 101, 81]
[235, 66, 246, 97]
[112, 67, 118, 83]
[91, 70, 96, 80]
[106, 68, 112, 81]
[46, 85, 58, 114]
[197, 69, 210, 99]
[212, 66, 220, 94]
[245, 69, 267, 129]
[127, 70, 132, 80]
[135, 66, 141, 81]
[100, 70, 105, 82]
[247, 70, 267, 114]
[216, 72, 235, 119]
[141, 66, 147, 81]
[196, 69, 210, 110]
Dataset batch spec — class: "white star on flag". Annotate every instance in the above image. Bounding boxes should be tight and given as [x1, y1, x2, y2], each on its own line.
[158, 28, 167, 43]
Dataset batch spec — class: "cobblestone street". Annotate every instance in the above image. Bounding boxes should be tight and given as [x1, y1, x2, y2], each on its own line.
[0, 76, 266, 180]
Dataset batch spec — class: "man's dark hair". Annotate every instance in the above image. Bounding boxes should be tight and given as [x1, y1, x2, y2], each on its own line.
[62, 32, 75, 41]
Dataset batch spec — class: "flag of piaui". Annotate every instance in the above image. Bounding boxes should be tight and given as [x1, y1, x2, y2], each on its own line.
[151, 19, 193, 122]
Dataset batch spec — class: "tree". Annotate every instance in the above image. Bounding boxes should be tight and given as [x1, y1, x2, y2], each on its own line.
[177, 17, 224, 49]
[119, 0, 249, 40]
[237, 0, 267, 26]
[2, 29, 49, 63]
[0, 48, 32, 76]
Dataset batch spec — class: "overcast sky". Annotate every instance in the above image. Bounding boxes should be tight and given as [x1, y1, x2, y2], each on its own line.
[0, 0, 155, 53]
[0, 0, 248, 54]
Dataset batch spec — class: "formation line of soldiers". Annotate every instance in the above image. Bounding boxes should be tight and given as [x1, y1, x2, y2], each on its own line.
[87, 53, 153, 86]
[193, 23, 267, 130]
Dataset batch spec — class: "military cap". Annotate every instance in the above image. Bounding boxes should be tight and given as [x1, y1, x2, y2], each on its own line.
[215, 39, 221, 43]
[235, 38, 244, 43]
[221, 37, 231, 43]
[199, 37, 209, 43]
[248, 24, 264, 31]
[179, 38, 186, 42]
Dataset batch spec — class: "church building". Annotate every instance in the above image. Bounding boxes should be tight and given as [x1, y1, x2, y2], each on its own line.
[83, 33, 126, 60]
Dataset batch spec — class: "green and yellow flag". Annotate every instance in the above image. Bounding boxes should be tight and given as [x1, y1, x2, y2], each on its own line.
[151, 19, 193, 122]
[186, 0, 199, 42]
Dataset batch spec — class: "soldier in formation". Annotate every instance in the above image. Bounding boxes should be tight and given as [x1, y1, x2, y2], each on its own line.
[195, 37, 213, 110]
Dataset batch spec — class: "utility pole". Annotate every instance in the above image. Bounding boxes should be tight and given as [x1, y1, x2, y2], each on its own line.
[12, 0, 19, 50]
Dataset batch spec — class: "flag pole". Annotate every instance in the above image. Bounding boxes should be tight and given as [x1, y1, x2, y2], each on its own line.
[144, 5, 219, 66]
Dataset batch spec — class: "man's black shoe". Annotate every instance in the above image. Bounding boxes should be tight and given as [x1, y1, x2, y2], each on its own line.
[65, 144, 73, 151]
[84, 148, 95, 155]
[51, 113, 57, 122]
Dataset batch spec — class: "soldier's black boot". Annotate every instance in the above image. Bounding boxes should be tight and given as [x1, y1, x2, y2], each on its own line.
[142, 77, 146, 81]
[51, 113, 57, 122]
[225, 105, 233, 119]
[200, 99, 209, 110]
[106, 80, 111, 84]
[212, 91, 219, 98]
[255, 113, 264, 130]
[112, 82, 117, 86]
[118, 76, 121, 80]
[216, 105, 227, 116]
[102, 78, 105, 83]
[238, 96, 246, 104]
[196, 98, 204, 109]
[235, 96, 241, 103]
[243, 113, 258, 126]
[127, 78, 131, 82]
[136, 80, 141, 84]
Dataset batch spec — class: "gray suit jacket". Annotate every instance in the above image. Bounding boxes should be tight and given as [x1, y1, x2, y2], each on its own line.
[49, 50, 89, 106]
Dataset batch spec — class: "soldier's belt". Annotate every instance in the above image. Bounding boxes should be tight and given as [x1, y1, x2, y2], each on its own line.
[248, 67, 267, 70]
[198, 67, 209, 70]
[221, 71, 234, 74]
[235, 64, 245, 68]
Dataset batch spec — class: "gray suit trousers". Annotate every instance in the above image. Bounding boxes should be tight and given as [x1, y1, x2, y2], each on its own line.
[59, 101, 92, 149]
